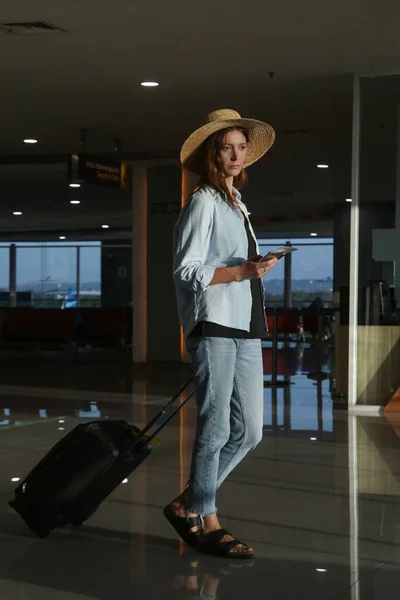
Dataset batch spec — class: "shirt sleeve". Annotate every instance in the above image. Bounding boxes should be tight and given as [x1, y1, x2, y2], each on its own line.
[173, 195, 216, 292]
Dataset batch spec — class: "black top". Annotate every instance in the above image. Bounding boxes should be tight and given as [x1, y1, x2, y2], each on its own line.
[189, 211, 266, 339]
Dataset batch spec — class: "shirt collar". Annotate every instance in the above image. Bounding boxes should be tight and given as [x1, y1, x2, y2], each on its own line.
[232, 187, 242, 202]
[204, 184, 243, 206]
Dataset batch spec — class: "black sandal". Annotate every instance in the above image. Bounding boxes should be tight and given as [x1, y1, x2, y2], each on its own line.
[163, 505, 202, 548]
[198, 528, 254, 559]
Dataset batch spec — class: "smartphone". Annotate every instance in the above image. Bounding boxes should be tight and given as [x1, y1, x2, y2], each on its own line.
[258, 246, 297, 262]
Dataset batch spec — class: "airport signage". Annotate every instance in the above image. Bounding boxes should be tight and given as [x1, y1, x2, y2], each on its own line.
[68, 154, 129, 189]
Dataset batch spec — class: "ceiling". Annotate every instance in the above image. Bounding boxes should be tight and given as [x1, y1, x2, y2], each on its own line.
[0, 0, 400, 238]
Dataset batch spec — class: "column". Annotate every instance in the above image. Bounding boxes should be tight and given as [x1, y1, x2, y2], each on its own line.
[76, 246, 81, 308]
[9, 244, 16, 308]
[180, 168, 199, 362]
[132, 165, 148, 363]
[283, 241, 292, 307]
[181, 168, 198, 202]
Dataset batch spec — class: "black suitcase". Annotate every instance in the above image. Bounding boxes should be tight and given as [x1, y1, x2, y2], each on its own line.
[9, 378, 194, 538]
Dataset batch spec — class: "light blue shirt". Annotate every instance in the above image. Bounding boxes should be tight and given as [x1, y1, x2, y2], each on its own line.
[173, 185, 265, 338]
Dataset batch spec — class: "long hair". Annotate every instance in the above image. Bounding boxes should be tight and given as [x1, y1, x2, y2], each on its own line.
[194, 126, 249, 204]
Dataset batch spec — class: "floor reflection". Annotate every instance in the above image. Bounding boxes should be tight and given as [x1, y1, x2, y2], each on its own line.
[263, 340, 334, 438]
[1, 347, 400, 598]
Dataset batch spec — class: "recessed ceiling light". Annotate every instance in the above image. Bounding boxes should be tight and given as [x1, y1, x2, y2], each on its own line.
[102, 224, 110, 229]
[11, 477, 21, 483]
[310, 233, 317, 237]
[122, 478, 129, 484]
[70, 200, 80, 204]
[316, 569, 327, 573]
[317, 164, 329, 169]
[69, 183, 81, 188]
[58, 419, 65, 424]
[346, 198, 352, 202]
[59, 236, 66, 240]
[24, 138, 38, 144]
[13, 211, 22, 216]
[141, 81, 159, 87]
[310, 437, 317, 441]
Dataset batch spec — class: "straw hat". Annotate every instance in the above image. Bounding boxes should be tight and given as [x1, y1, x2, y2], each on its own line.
[180, 109, 275, 174]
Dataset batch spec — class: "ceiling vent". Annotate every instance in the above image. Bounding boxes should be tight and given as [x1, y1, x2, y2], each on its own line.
[0, 21, 66, 35]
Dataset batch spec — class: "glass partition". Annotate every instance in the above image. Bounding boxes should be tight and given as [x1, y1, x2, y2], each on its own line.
[354, 74, 400, 406]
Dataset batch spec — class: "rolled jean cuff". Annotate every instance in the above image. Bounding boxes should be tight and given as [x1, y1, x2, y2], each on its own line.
[187, 506, 218, 518]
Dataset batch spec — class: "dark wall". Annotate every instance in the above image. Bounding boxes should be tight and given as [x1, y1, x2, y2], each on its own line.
[146, 166, 181, 361]
[358, 203, 395, 287]
[333, 204, 351, 292]
[101, 240, 132, 307]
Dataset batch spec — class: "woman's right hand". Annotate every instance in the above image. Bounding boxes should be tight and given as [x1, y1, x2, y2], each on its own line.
[210, 256, 279, 286]
[236, 256, 279, 281]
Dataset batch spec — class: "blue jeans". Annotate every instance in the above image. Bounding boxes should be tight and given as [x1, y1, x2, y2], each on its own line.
[185, 337, 264, 517]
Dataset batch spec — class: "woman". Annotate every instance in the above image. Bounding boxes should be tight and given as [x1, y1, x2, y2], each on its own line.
[165, 109, 277, 558]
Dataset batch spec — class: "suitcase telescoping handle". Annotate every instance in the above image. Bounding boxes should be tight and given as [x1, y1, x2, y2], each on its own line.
[146, 388, 195, 444]
[128, 378, 195, 451]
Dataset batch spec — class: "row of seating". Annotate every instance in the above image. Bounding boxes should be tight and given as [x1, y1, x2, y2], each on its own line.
[262, 346, 332, 376]
[0, 307, 330, 348]
[263, 347, 299, 376]
[0, 308, 129, 347]
[265, 308, 332, 337]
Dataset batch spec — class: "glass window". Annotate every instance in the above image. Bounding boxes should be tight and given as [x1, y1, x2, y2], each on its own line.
[16, 244, 77, 308]
[0, 248, 9, 290]
[0, 242, 107, 308]
[258, 238, 334, 307]
[79, 245, 101, 307]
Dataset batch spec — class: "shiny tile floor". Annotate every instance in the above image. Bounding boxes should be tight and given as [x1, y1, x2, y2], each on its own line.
[0, 344, 399, 599]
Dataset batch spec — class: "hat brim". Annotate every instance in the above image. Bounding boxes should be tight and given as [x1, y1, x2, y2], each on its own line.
[180, 117, 275, 175]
